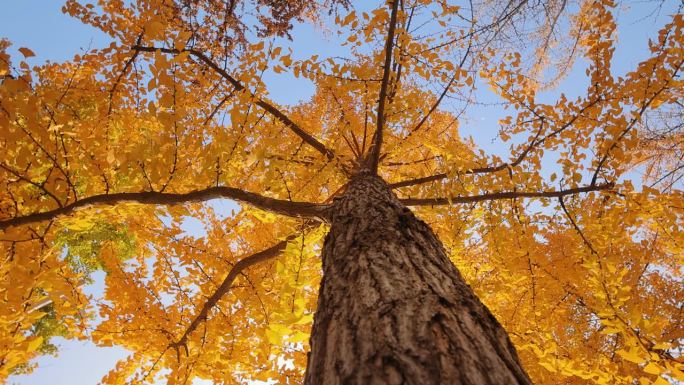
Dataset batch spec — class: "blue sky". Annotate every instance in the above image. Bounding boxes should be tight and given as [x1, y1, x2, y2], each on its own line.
[1, 1, 680, 384]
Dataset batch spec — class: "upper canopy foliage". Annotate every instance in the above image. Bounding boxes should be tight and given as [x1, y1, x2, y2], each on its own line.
[0, 0, 682, 384]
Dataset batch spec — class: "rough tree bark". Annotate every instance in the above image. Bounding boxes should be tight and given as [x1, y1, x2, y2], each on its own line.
[305, 172, 533, 385]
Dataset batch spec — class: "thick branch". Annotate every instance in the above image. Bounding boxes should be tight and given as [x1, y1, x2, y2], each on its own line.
[132, 45, 336, 160]
[171, 184, 340, 355]
[0, 187, 328, 231]
[170, 235, 292, 354]
[400, 183, 612, 206]
[365, 0, 400, 173]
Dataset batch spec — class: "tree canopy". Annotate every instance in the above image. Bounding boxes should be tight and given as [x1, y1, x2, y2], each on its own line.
[1, 0, 683, 384]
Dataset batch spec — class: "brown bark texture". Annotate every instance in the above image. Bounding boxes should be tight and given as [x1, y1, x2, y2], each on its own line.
[304, 173, 533, 385]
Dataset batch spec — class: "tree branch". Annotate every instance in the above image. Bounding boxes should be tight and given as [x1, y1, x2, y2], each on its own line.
[389, 172, 448, 189]
[390, 121, 546, 189]
[390, 93, 610, 189]
[558, 196, 597, 254]
[0, 162, 64, 208]
[0, 187, 329, 231]
[404, 40, 472, 138]
[109, 34, 144, 116]
[170, 234, 294, 356]
[365, 0, 400, 173]
[131, 45, 336, 161]
[591, 60, 683, 186]
[169, 182, 343, 356]
[400, 183, 612, 206]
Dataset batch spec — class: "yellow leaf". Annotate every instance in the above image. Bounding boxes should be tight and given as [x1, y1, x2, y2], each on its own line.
[144, 21, 164, 39]
[172, 51, 190, 63]
[251, 41, 265, 51]
[288, 331, 310, 343]
[64, 218, 95, 231]
[539, 360, 557, 373]
[18, 47, 35, 58]
[617, 348, 647, 364]
[294, 313, 313, 325]
[266, 324, 290, 344]
[643, 362, 664, 375]
[26, 336, 43, 352]
[174, 31, 192, 50]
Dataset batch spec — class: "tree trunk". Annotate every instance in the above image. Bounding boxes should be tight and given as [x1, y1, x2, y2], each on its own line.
[304, 173, 532, 385]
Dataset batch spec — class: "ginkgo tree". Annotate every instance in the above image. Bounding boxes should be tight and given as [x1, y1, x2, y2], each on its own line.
[1, 0, 683, 384]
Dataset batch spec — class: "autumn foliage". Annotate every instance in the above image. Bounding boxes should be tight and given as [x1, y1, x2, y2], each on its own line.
[0, 0, 683, 384]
